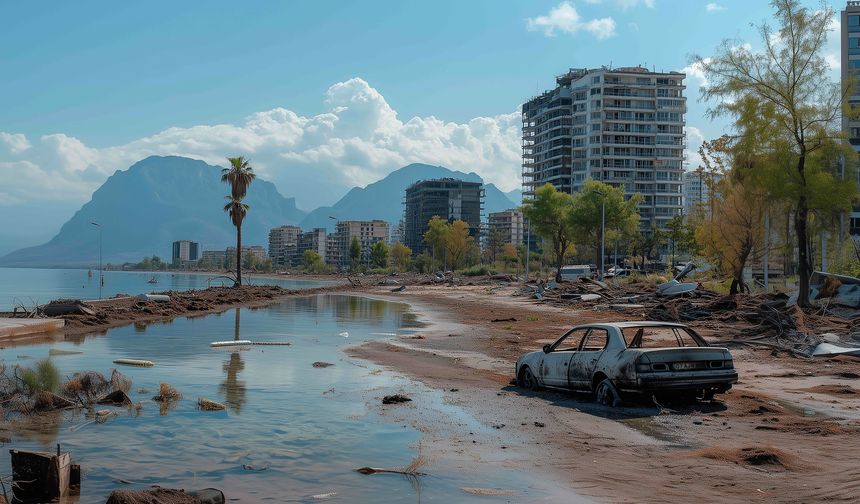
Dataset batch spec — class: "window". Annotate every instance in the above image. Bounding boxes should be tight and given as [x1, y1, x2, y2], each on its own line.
[580, 329, 608, 351]
[622, 326, 703, 348]
[851, 15, 860, 27]
[553, 328, 589, 351]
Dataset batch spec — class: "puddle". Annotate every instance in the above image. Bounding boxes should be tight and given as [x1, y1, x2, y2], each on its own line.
[0, 295, 577, 502]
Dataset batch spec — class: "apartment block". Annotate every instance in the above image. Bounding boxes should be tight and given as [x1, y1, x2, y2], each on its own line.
[842, 1, 860, 234]
[334, 220, 390, 268]
[297, 228, 327, 263]
[403, 178, 484, 254]
[171, 240, 199, 263]
[268, 225, 302, 266]
[226, 245, 267, 268]
[200, 249, 226, 267]
[682, 170, 722, 215]
[522, 66, 686, 231]
[487, 209, 526, 246]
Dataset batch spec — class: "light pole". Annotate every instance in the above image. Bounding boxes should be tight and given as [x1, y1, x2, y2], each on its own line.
[524, 217, 530, 282]
[592, 190, 606, 282]
[91, 222, 102, 299]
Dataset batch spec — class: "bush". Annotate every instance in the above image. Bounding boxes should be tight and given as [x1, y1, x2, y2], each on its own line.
[461, 265, 490, 277]
[20, 358, 60, 395]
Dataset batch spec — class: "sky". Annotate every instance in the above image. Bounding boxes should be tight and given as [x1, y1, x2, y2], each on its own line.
[0, 0, 844, 255]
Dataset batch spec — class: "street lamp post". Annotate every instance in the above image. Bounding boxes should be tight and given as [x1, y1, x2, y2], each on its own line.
[592, 190, 606, 282]
[91, 222, 102, 299]
[524, 219, 530, 282]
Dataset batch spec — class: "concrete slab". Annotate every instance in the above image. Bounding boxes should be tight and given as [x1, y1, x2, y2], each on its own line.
[0, 319, 64, 338]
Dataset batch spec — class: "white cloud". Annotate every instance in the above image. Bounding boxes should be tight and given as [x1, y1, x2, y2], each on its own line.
[0, 78, 524, 210]
[0, 132, 31, 154]
[526, 1, 617, 39]
[681, 58, 711, 89]
[615, 0, 654, 10]
[705, 3, 724, 13]
[685, 126, 706, 171]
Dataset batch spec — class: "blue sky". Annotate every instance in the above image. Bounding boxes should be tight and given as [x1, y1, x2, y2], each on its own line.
[0, 0, 843, 254]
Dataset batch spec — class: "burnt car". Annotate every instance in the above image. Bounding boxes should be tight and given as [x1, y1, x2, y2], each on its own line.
[515, 322, 737, 406]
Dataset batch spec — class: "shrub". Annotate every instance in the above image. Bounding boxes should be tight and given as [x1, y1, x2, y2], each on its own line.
[20, 358, 60, 395]
[461, 265, 490, 277]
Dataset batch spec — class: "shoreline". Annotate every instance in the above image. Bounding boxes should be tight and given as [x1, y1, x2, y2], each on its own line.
[5, 276, 860, 502]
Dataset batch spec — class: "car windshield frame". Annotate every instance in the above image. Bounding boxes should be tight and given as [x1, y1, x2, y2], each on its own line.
[622, 325, 708, 349]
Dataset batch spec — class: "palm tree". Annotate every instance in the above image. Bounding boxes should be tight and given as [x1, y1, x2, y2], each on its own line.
[222, 156, 256, 200]
[222, 157, 255, 286]
[224, 196, 249, 286]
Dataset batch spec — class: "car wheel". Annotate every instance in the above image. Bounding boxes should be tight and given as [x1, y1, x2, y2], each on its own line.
[518, 367, 539, 391]
[595, 378, 621, 407]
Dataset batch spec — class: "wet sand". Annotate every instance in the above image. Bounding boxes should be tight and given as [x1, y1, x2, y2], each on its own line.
[348, 284, 860, 503]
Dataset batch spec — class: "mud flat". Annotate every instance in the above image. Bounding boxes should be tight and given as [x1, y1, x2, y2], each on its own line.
[348, 283, 860, 503]
[0, 318, 64, 338]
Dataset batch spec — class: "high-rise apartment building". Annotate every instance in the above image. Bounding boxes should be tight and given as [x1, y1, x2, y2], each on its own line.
[268, 225, 302, 266]
[172, 240, 199, 264]
[403, 178, 484, 254]
[682, 170, 722, 215]
[522, 66, 686, 231]
[297, 228, 327, 263]
[842, 2, 860, 234]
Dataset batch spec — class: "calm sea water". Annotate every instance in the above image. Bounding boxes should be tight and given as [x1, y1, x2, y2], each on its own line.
[0, 295, 571, 503]
[0, 268, 331, 310]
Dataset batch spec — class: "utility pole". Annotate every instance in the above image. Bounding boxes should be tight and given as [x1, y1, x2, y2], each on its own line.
[91, 222, 102, 299]
[524, 219, 530, 282]
[593, 190, 606, 281]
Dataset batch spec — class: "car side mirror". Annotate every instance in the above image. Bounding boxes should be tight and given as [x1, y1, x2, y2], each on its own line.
[542, 344, 551, 354]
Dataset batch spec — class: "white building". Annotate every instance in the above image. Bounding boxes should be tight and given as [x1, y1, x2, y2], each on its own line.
[523, 66, 686, 231]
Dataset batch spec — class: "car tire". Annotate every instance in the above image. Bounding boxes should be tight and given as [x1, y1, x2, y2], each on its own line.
[595, 378, 621, 407]
[518, 367, 540, 391]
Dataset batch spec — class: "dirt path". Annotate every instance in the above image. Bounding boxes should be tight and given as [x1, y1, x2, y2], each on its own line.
[348, 284, 860, 503]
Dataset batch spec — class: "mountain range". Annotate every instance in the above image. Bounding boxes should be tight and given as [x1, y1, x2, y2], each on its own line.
[0, 157, 518, 267]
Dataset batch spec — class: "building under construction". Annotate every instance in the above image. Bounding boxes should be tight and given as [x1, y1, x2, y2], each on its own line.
[403, 178, 484, 254]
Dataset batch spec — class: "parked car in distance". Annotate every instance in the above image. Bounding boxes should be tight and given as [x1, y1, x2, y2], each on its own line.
[515, 322, 738, 406]
[559, 265, 592, 281]
[605, 267, 631, 278]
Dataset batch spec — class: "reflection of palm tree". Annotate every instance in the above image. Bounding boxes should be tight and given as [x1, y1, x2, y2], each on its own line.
[220, 308, 246, 412]
[220, 352, 247, 414]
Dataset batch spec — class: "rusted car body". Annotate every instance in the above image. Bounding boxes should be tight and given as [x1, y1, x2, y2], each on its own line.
[515, 322, 738, 405]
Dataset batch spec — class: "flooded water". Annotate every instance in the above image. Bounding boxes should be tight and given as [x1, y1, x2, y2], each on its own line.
[0, 295, 567, 503]
[0, 268, 332, 310]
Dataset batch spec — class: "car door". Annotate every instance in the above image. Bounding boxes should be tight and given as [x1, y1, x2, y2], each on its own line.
[540, 328, 588, 388]
[568, 328, 609, 390]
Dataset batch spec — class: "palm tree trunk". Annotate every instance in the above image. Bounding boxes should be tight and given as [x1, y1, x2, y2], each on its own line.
[236, 223, 243, 287]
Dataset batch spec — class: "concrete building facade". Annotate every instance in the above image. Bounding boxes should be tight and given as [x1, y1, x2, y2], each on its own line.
[268, 225, 302, 266]
[403, 178, 484, 254]
[297, 228, 327, 264]
[334, 220, 390, 268]
[487, 209, 526, 246]
[522, 66, 686, 231]
[226, 245, 267, 268]
[682, 170, 722, 215]
[172, 240, 199, 264]
[200, 249, 226, 267]
[842, 2, 860, 235]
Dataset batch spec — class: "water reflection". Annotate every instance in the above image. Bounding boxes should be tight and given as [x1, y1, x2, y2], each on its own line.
[219, 309, 247, 413]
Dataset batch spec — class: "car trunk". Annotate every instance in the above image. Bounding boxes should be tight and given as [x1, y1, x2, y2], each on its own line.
[639, 347, 730, 371]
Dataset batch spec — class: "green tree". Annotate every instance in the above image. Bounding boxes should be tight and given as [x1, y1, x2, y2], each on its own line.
[445, 219, 474, 271]
[568, 179, 642, 275]
[221, 157, 255, 286]
[370, 240, 389, 269]
[501, 243, 519, 272]
[302, 249, 327, 273]
[349, 236, 362, 270]
[694, 0, 858, 306]
[665, 214, 697, 265]
[390, 241, 412, 272]
[522, 183, 575, 281]
[423, 216, 449, 270]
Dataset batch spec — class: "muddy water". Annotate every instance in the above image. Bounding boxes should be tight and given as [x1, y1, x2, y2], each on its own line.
[0, 295, 567, 503]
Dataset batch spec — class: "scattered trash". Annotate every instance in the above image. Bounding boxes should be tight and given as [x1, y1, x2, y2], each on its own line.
[97, 390, 132, 406]
[811, 342, 860, 358]
[41, 300, 95, 317]
[153, 383, 181, 402]
[197, 398, 226, 411]
[113, 359, 154, 367]
[382, 394, 411, 404]
[312, 362, 334, 368]
[210, 340, 252, 348]
[391, 285, 406, 292]
[534, 421, 545, 428]
[312, 492, 338, 500]
[10, 446, 79, 501]
[339, 331, 349, 338]
[135, 294, 171, 302]
[33, 391, 75, 412]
